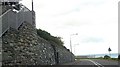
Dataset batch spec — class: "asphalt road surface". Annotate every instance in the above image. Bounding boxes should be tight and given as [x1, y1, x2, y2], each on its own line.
[63, 59, 119, 67]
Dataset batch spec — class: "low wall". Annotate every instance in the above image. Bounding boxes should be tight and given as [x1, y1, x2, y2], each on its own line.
[2, 22, 75, 65]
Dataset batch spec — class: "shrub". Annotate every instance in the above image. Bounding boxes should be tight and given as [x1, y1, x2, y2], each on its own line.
[98, 57, 103, 59]
[118, 55, 120, 60]
[37, 29, 64, 46]
[104, 55, 110, 59]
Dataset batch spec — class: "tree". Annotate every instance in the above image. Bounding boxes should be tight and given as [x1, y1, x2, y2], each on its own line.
[104, 55, 110, 59]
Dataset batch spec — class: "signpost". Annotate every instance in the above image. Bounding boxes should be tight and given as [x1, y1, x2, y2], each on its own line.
[108, 47, 112, 57]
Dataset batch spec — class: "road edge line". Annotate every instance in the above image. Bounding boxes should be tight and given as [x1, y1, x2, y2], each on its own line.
[87, 59, 104, 67]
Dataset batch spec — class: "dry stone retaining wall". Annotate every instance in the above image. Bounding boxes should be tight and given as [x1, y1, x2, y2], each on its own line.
[2, 22, 75, 65]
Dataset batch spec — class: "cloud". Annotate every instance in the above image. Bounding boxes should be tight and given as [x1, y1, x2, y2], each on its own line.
[81, 37, 104, 43]
[21, 0, 118, 54]
[52, 8, 80, 16]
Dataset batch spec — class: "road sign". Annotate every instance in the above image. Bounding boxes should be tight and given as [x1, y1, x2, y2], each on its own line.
[108, 47, 112, 52]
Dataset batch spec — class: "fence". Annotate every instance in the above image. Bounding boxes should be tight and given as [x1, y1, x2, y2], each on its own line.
[0, 9, 11, 37]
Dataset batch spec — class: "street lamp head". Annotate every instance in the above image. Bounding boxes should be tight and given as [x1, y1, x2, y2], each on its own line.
[71, 33, 78, 36]
[76, 33, 78, 35]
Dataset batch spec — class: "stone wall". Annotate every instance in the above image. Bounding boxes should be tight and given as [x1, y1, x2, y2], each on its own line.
[2, 22, 75, 65]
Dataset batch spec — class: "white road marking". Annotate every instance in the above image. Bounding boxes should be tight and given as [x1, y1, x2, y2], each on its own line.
[87, 59, 104, 67]
[95, 61, 104, 67]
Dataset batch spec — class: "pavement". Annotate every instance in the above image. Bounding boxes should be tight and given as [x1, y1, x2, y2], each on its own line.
[62, 59, 119, 67]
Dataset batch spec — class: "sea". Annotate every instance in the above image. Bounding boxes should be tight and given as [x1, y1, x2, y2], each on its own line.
[79, 53, 119, 58]
[94, 53, 118, 58]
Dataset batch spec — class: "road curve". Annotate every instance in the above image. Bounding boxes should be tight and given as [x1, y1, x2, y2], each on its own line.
[62, 59, 119, 67]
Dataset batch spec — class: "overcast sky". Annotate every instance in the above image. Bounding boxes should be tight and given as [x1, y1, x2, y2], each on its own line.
[21, 0, 119, 55]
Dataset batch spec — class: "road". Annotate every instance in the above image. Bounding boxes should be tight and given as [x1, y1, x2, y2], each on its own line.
[63, 59, 119, 67]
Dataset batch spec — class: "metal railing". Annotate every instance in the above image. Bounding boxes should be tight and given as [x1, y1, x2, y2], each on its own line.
[0, 9, 11, 37]
[0, 5, 35, 37]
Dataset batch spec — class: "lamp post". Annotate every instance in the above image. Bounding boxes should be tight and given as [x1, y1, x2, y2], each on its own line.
[74, 43, 79, 55]
[70, 33, 78, 53]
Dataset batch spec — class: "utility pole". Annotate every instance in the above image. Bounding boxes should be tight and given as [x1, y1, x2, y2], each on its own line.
[32, 0, 34, 11]
[70, 36, 72, 52]
[31, 0, 36, 27]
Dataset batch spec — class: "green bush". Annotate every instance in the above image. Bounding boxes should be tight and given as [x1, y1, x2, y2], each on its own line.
[118, 55, 120, 60]
[37, 29, 64, 46]
[98, 57, 103, 59]
[104, 55, 110, 59]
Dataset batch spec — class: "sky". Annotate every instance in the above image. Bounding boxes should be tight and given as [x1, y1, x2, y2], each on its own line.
[21, 0, 119, 55]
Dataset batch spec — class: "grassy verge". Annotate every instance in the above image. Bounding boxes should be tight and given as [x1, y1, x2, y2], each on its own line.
[108, 58, 119, 61]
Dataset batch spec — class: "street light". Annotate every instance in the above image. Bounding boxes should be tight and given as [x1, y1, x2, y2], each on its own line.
[70, 33, 78, 53]
[74, 43, 79, 55]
